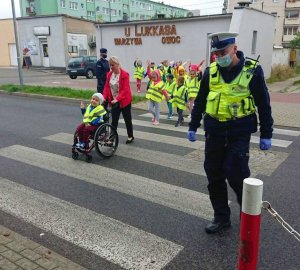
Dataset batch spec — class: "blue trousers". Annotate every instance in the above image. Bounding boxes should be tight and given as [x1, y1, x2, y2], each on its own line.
[204, 133, 251, 222]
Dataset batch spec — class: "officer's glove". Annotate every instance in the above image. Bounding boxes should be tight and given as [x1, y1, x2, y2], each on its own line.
[259, 138, 272, 151]
[187, 131, 196, 142]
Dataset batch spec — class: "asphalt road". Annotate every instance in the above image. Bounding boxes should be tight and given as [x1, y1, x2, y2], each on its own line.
[0, 92, 299, 270]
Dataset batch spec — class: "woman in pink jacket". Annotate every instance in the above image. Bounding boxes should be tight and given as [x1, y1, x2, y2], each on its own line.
[103, 56, 134, 144]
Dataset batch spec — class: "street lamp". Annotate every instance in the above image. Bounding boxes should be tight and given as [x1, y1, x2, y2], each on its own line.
[11, 0, 24, 86]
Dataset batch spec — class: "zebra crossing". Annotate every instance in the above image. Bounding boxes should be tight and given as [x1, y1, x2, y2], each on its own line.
[0, 113, 298, 270]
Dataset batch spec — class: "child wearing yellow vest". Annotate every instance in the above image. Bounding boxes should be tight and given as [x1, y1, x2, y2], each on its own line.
[146, 62, 169, 125]
[75, 93, 106, 149]
[172, 76, 188, 127]
[165, 74, 177, 119]
[187, 65, 201, 117]
[133, 58, 146, 93]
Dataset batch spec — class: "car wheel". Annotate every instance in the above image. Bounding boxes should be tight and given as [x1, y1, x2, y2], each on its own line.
[86, 69, 94, 79]
[69, 75, 77, 79]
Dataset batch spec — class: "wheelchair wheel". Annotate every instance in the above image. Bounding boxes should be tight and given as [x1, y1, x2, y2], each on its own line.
[72, 152, 79, 160]
[94, 123, 118, 157]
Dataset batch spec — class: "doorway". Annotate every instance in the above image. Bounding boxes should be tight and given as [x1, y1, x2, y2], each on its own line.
[9, 43, 17, 66]
[41, 42, 50, 67]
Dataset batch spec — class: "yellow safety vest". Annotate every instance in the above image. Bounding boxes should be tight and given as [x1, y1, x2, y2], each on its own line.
[206, 61, 257, 122]
[165, 81, 177, 96]
[134, 66, 145, 80]
[172, 84, 187, 110]
[187, 77, 200, 99]
[83, 104, 107, 124]
[146, 81, 165, 102]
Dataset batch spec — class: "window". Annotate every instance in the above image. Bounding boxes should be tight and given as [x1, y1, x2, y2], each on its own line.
[140, 15, 145, 19]
[119, 10, 121, 15]
[61, 0, 66, 8]
[111, 9, 117, 16]
[87, 11, 95, 17]
[284, 27, 298, 35]
[285, 10, 299, 19]
[131, 1, 135, 6]
[69, 2, 78, 10]
[102, 7, 110, 14]
[140, 3, 145, 9]
[252, 0, 257, 3]
[68, 46, 78, 53]
[272, 0, 279, 2]
[251, 31, 257, 54]
[123, 4, 129, 10]
[131, 12, 135, 17]
[87, 0, 94, 2]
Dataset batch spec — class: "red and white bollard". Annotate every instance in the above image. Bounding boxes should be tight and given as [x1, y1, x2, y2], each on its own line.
[238, 178, 263, 270]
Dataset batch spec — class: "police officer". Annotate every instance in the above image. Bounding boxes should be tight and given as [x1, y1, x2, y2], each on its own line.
[96, 48, 110, 94]
[187, 32, 273, 234]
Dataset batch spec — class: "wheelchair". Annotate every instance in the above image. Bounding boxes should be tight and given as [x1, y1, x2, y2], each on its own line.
[71, 111, 118, 163]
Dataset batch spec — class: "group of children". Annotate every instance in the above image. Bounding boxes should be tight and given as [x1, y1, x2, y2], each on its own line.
[134, 58, 204, 127]
[74, 58, 204, 150]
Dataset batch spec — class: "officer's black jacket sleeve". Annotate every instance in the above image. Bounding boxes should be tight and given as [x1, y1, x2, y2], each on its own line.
[188, 68, 210, 131]
[249, 66, 273, 138]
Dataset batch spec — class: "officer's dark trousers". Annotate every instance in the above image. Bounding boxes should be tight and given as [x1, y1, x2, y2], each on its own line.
[204, 133, 251, 222]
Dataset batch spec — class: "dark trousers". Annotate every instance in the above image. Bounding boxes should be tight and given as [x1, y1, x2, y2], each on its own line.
[177, 108, 184, 123]
[204, 133, 251, 222]
[111, 103, 133, 138]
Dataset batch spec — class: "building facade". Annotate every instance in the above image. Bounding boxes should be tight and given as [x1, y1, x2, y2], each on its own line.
[16, 15, 97, 68]
[0, 19, 17, 67]
[227, 0, 300, 48]
[19, 0, 189, 22]
[95, 7, 275, 78]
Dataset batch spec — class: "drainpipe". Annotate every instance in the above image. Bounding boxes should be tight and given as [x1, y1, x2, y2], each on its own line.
[11, 0, 24, 86]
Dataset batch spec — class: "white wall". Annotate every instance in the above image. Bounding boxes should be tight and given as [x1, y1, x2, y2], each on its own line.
[96, 9, 275, 80]
[272, 48, 289, 66]
[96, 15, 232, 79]
[17, 16, 66, 67]
[229, 8, 275, 77]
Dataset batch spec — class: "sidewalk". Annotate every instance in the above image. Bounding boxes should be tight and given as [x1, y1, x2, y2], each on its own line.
[0, 225, 85, 270]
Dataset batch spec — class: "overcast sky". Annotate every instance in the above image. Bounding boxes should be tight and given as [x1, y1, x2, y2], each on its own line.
[0, 0, 223, 19]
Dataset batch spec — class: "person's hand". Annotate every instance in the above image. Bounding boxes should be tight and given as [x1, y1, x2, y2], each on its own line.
[147, 60, 151, 66]
[80, 101, 84, 109]
[187, 131, 196, 142]
[260, 138, 272, 150]
[111, 99, 118, 104]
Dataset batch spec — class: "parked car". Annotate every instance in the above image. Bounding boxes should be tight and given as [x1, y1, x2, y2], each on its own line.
[66, 56, 97, 79]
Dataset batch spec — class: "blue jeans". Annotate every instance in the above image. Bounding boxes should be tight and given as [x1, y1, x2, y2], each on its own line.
[167, 102, 173, 117]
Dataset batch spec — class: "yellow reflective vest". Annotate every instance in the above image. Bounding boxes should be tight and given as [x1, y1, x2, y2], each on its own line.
[134, 66, 145, 80]
[83, 104, 107, 124]
[187, 77, 200, 99]
[165, 80, 177, 96]
[206, 61, 257, 122]
[172, 84, 187, 110]
[146, 81, 165, 102]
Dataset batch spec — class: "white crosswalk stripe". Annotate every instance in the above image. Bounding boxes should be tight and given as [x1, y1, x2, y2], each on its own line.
[124, 118, 293, 148]
[43, 132, 207, 176]
[0, 145, 214, 220]
[139, 113, 300, 137]
[0, 177, 183, 270]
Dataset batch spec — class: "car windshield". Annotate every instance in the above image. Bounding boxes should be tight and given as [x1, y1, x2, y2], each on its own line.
[69, 57, 83, 63]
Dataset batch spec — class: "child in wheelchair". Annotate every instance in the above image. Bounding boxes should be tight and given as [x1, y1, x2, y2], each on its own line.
[75, 93, 107, 150]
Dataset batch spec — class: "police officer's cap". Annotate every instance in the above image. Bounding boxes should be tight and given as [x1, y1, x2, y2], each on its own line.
[100, 48, 107, 54]
[208, 32, 238, 52]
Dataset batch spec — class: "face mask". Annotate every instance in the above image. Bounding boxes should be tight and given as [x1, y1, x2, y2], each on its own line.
[216, 51, 233, 67]
[102, 54, 107, 59]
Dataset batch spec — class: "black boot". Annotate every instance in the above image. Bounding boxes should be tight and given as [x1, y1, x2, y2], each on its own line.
[205, 219, 231, 234]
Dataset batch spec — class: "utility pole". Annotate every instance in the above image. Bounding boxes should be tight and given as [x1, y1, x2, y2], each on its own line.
[109, 0, 111, 22]
[11, 0, 24, 86]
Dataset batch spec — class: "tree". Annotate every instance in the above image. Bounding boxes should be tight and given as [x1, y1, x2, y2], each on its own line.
[290, 32, 300, 48]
